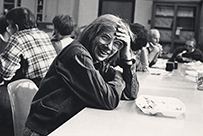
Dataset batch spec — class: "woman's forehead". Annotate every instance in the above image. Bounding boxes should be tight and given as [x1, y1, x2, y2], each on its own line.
[99, 26, 116, 34]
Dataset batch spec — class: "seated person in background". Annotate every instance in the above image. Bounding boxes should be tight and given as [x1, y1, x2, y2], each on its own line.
[0, 7, 57, 135]
[130, 23, 148, 52]
[1, 7, 57, 86]
[140, 29, 162, 69]
[23, 14, 138, 136]
[168, 37, 203, 63]
[128, 23, 149, 72]
[51, 14, 75, 53]
[0, 16, 10, 53]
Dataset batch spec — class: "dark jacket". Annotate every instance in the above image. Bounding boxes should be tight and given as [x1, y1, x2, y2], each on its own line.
[169, 46, 203, 62]
[25, 40, 139, 135]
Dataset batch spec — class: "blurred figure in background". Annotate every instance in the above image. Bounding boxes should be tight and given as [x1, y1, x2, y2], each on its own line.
[135, 29, 162, 71]
[51, 14, 75, 53]
[0, 16, 10, 53]
[129, 23, 149, 72]
[145, 29, 162, 67]
[130, 23, 148, 52]
[168, 37, 203, 63]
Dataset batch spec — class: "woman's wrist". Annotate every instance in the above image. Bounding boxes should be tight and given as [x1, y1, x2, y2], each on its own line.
[121, 58, 135, 65]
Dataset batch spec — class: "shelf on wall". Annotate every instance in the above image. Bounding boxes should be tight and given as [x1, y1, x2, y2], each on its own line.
[151, 1, 200, 52]
[36, 0, 44, 22]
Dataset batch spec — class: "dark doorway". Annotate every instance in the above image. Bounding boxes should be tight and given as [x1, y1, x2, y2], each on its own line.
[98, 0, 135, 23]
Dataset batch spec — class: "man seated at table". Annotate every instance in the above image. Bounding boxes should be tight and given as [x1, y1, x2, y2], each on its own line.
[133, 29, 162, 72]
[168, 37, 203, 63]
[23, 14, 139, 136]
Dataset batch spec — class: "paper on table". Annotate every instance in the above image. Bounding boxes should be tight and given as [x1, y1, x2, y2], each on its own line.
[148, 67, 167, 75]
[151, 58, 167, 69]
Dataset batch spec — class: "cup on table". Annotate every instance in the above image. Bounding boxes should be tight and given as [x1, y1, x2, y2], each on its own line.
[165, 62, 174, 71]
[196, 72, 203, 90]
[174, 61, 178, 69]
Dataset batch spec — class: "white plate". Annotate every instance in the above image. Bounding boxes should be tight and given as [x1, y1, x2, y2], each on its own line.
[136, 95, 186, 117]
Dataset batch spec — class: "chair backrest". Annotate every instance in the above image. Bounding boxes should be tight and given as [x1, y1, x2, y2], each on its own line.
[7, 79, 38, 136]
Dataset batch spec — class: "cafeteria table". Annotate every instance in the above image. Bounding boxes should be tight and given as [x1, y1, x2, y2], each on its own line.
[49, 63, 203, 136]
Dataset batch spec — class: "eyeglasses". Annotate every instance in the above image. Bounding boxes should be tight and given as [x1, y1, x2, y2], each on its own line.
[100, 33, 124, 52]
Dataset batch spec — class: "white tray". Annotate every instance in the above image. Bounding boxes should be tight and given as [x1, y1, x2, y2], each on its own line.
[136, 95, 186, 117]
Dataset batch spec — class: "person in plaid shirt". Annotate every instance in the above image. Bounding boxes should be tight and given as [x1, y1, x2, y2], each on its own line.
[0, 7, 57, 135]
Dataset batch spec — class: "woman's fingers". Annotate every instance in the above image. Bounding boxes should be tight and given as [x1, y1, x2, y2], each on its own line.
[115, 28, 131, 46]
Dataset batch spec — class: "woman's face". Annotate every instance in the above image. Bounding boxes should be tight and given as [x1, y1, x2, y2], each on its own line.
[91, 30, 124, 62]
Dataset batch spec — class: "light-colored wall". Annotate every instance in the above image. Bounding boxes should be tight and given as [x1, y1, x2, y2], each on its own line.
[134, 0, 153, 30]
[22, 0, 79, 23]
[21, 0, 36, 14]
[44, 0, 57, 22]
[77, 0, 99, 27]
[0, 0, 4, 15]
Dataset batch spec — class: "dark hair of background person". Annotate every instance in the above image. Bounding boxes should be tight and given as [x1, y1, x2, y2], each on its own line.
[52, 15, 75, 36]
[0, 16, 8, 35]
[5, 7, 37, 31]
[130, 23, 148, 51]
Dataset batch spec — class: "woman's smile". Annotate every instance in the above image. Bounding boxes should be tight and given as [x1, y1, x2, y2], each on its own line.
[99, 45, 111, 55]
[95, 44, 111, 60]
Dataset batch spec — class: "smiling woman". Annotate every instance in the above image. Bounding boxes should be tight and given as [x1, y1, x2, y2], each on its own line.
[23, 14, 139, 136]
[78, 14, 134, 62]
[92, 31, 124, 62]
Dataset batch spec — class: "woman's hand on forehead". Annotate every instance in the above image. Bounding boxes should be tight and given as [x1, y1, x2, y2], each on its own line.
[115, 23, 131, 47]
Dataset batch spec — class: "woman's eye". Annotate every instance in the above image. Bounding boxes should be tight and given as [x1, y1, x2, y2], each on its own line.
[114, 41, 123, 49]
[101, 34, 110, 41]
